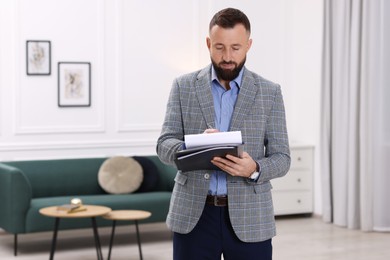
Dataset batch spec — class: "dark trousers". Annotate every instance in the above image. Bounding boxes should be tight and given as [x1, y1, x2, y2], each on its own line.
[173, 204, 272, 260]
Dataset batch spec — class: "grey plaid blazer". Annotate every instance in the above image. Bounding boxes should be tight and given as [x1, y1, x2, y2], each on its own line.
[156, 64, 290, 242]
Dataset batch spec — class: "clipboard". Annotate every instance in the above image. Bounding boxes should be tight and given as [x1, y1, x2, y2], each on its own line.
[174, 143, 243, 171]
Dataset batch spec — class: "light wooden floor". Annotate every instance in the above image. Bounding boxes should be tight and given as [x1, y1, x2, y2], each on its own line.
[0, 216, 389, 260]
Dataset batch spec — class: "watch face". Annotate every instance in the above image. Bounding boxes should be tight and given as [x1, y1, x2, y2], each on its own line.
[250, 171, 259, 180]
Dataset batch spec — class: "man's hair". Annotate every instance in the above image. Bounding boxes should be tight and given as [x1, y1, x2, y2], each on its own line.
[209, 8, 251, 34]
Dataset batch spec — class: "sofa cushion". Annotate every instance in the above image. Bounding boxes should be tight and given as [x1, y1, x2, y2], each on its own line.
[98, 156, 143, 194]
[4, 158, 107, 198]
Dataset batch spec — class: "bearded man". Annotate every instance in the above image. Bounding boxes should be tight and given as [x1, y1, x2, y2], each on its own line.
[157, 7, 291, 260]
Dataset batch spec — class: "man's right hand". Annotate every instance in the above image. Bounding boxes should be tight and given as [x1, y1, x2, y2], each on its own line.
[203, 128, 220, 134]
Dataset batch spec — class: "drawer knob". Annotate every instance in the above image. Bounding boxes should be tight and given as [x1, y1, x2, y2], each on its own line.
[297, 157, 302, 161]
[297, 199, 301, 203]
[297, 178, 301, 182]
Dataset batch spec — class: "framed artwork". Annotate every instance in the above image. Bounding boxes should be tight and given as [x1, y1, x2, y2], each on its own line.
[58, 62, 91, 107]
[26, 40, 51, 75]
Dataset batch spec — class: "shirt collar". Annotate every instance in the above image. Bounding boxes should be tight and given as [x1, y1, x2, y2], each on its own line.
[211, 65, 244, 89]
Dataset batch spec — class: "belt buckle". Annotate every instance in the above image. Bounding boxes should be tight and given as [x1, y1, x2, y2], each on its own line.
[214, 196, 223, 207]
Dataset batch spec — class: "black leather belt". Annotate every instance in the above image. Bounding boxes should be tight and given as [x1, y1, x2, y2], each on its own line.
[206, 195, 228, 207]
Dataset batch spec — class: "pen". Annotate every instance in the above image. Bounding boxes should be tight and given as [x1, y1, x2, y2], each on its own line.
[207, 124, 213, 129]
[204, 124, 215, 134]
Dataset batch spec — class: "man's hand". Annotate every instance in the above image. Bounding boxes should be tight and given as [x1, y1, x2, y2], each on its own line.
[211, 152, 257, 178]
[203, 128, 219, 134]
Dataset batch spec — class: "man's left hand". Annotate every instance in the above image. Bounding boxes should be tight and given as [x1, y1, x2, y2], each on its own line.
[211, 152, 257, 178]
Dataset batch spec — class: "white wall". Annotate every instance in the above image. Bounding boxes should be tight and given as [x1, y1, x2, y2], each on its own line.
[0, 0, 323, 214]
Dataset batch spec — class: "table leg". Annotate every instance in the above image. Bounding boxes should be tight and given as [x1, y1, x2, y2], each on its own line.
[107, 220, 117, 260]
[91, 217, 103, 260]
[49, 217, 60, 260]
[134, 220, 143, 260]
[14, 234, 17, 256]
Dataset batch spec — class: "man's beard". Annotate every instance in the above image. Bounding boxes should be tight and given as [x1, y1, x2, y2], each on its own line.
[212, 57, 246, 81]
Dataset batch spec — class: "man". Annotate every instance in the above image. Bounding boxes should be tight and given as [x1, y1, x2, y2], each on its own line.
[157, 7, 290, 260]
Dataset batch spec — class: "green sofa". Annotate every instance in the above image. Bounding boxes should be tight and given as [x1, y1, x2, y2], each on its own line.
[0, 155, 176, 256]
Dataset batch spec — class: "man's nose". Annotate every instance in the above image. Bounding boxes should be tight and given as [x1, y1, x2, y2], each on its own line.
[222, 49, 233, 61]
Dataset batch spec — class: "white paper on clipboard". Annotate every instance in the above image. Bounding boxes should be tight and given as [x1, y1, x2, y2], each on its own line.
[184, 131, 242, 149]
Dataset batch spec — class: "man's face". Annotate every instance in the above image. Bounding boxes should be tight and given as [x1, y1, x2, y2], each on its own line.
[207, 24, 252, 82]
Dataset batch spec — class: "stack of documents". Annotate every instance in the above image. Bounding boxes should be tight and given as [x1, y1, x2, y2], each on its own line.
[174, 131, 243, 171]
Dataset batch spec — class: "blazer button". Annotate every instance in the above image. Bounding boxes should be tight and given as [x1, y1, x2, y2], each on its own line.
[204, 173, 210, 180]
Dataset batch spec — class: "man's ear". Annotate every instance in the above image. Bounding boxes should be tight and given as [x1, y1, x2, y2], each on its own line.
[247, 38, 253, 51]
[206, 37, 211, 50]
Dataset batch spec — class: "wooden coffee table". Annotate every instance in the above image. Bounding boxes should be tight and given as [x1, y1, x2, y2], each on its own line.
[39, 205, 111, 260]
[103, 210, 152, 260]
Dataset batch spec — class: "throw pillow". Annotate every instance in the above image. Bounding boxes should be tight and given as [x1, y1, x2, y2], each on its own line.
[98, 156, 143, 194]
[132, 156, 160, 192]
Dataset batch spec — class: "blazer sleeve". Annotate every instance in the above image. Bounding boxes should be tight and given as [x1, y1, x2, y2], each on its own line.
[156, 78, 185, 166]
[257, 84, 291, 182]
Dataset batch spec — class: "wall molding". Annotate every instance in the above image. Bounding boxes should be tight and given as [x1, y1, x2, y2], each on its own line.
[0, 2, 4, 137]
[116, 124, 162, 133]
[114, 0, 202, 133]
[0, 138, 156, 152]
[114, 0, 154, 133]
[114, 1, 162, 133]
[0, 139, 158, 162]
[13, 124, 106, 135]
[14, 0, 106, 135]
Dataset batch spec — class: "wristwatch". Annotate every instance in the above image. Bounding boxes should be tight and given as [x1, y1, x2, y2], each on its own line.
[248, 162, 260, 182]
[248, 171, 260, 181]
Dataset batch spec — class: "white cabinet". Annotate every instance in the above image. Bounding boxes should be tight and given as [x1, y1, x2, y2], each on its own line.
[271, 144, 314, 215]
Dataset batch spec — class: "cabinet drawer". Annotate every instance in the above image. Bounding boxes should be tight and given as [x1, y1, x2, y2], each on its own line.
[272, 190, 313, 215]
[271, 169, 312, 190]
[290, 148, 313, 169]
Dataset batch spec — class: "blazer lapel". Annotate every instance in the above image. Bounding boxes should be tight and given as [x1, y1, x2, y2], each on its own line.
[230, 69, 258, 131]
[195, 66, 215, 129]
[194, 66, 259, 131]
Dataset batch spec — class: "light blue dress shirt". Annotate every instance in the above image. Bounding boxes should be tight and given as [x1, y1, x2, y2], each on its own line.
[208, 66, 243, 195]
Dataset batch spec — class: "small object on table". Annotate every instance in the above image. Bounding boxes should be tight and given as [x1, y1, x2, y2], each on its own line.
[57, 198, 86, 213]
[56, 204, 87, 213]
[70, 197, 83, 206]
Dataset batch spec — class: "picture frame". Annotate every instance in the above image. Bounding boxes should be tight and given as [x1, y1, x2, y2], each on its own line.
[58, 62, 91, 107]
[26, 40, 51, 75]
